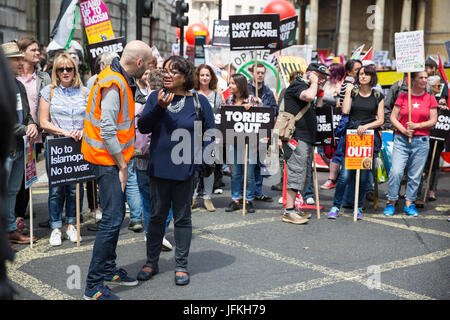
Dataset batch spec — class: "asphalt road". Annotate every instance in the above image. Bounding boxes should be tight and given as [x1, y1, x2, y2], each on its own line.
[6, 163, 450, 304]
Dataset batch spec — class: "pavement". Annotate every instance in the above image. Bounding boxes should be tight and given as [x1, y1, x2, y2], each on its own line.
[6, 157, 450, 304]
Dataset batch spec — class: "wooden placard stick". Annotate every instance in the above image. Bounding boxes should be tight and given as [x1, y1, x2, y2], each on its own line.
[354, 169, 361, 222]
[29, 187, 34, 248]
[242, 143, 249, 216]
[312, 147, 321, 219]
[423, 140, 438, 203]
[408, 72, 412, 144]
[76, 183, 81, 247]
[254, 50, 258, 99]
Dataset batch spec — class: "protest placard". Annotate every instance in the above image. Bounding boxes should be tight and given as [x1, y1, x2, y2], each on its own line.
[278, 16, 298, 50]
[430, 109, 450, 141]
[79, 0, 115, 44]
[345, 129, 374, 170]
[212, 20, 230, 47]
[23, 136, 37, 189]
[315, 105, 334, 145]
[395, 30, 425, 73]
[47, 137, 95, 188]
[277, 55, 308, 87]
[229, 14, 280, 51]
[86, 37, 125, 74]
[194, 31, 207, 67]
[373, 50, 389, 66]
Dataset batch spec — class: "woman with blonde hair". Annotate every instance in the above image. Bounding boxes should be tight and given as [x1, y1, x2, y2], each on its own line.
[39, 53, 88, 246]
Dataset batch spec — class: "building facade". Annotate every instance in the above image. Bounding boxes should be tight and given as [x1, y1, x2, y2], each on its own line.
[0, 0, 177, 58]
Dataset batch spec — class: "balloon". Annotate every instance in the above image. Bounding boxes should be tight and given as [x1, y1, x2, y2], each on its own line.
[185, 23, 210, 45]
[263, 0, 297, 20]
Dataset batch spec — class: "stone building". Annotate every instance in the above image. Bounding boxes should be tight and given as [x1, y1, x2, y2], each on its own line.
[0, 0, 177, 58]
[298, 0, 450, 60]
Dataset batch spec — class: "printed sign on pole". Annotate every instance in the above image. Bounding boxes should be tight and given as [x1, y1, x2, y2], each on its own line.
[229, 14, 280, 51]
[345, 129, 374, 170]
[278, 16, 298, 50]
[212, 20, 230, 47]
[194, 31, 207, 67]
[277, 55, 308, 87]
[23, 136, 38, 189]
[79, 0, 115, 44]
[47, 137, 95, 188]
[86, 37, 125, 74]
[394, 30, 425, 73]
[430, 109, 450, 141]
[315, 105, 334, 145]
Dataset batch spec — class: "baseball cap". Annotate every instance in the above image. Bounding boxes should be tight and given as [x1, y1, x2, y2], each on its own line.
[306, 63, 330, 76]
[1, 41, 24, 58]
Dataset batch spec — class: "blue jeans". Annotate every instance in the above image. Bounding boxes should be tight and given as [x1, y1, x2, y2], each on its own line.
[145, 176, 195, 273]
[126, 158, 143, 223]
[136, 169, 172, 234]
[86, 164, 126, 289]
[332, 167, 371, 209]
[229, 145, 256, 201]
[387, 134, 430, 202]
[5, 151, 24, 232]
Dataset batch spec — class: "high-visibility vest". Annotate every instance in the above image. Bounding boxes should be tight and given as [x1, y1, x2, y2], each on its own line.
[81, 66, 135, 165]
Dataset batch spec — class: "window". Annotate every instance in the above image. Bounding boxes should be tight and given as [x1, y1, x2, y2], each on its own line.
[235, 5, 242, 15]
[249, 6, 254, 14]
[119, 0, 127, 40]
[36, 0, 50, 45]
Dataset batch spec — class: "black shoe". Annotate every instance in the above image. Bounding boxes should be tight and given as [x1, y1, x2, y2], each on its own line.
[137, 265, 159, 281]
[366, 192, 374, 202]
[255, 195, 273, 202]
[245, 201, 255, 213]
[175, 272, 190, 286]
[271, 182, 283, 191]
[225, 200, 240, 212]
[38, 219, 50, 228]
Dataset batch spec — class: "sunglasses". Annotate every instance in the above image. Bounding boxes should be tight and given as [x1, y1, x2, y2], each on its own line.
[432, 84, 443, 88]
[56, 67, 74, 73]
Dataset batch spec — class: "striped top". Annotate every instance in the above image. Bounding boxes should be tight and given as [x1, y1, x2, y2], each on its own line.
[40, 84, 88, 133]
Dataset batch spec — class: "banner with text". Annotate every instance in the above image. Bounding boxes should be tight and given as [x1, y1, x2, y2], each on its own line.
[277, 55, 308, 88]
[212, 20, 230, 47]
[229, 14, 280, 51]
[47, 137, 95, 188]
[345, 130, 374, 170]
[86, 37, 125, 74]
[395, 30, 425, 73]
[278, 16, 298, 50]
[79, 0, 115, 44]
[23, 136, 38, 189]
[315, 105, 334, 145]
[430, 109, 450, 141]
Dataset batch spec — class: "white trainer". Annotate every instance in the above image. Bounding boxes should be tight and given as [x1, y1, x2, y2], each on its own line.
[49, 229, 62, 246]
[306, 197, 315, 205]
[95, 209, 102, 221]
[66, 225, 81, 243]
[162, 237, 173, 251]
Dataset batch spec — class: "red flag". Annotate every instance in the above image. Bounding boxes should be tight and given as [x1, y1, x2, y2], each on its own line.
[361, 47, 373, 61]
[222, 86, 232, 101]
[438, 55, 450, 106]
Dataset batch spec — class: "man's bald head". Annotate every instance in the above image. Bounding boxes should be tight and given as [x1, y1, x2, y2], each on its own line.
[120, 40, 154, 79]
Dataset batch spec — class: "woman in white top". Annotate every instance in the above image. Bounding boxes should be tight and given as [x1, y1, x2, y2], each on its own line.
[192, 64, 223, 212]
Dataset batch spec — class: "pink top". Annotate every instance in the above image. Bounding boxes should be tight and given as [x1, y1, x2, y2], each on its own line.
[17, 72, 42, 143]
[394, 92, 438, 136]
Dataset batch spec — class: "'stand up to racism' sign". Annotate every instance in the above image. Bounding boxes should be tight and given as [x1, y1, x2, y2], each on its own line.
[47, 137, 95, 188]
[345, 130, 374, 170]
[229, 14, 280, 51]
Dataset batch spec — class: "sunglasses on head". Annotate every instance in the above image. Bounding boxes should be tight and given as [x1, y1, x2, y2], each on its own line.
[56, 67, 74, 73]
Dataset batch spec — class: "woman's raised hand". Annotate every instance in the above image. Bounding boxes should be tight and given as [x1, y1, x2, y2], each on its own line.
[157, 90, 174, 109]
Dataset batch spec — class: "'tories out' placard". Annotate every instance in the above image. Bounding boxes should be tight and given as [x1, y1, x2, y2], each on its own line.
[345, 130, 374, 170]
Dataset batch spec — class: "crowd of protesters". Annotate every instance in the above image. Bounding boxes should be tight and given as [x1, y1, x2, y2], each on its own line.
[1, 36, 450, 300]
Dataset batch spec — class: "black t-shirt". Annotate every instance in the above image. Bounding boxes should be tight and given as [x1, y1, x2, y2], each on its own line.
[349, 89, 384, 125]
[284, 79, 316, 144]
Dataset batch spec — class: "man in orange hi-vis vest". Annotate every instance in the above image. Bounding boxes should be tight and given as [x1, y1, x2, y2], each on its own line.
[82, 40, 154, 301]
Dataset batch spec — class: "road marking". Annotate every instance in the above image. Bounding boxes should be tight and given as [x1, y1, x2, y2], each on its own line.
[234, 249, 450, 300]
[7, 213, 449, 300]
